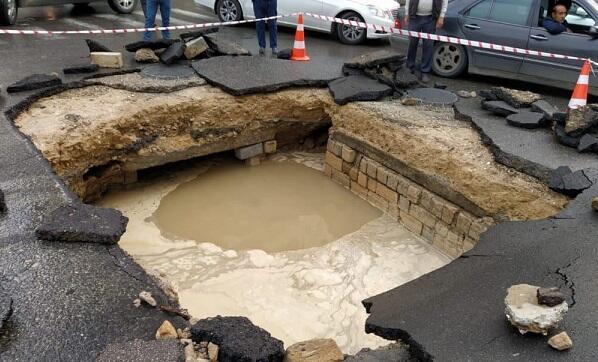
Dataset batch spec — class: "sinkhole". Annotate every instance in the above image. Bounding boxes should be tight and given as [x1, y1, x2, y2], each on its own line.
[98, 152, 451, 354]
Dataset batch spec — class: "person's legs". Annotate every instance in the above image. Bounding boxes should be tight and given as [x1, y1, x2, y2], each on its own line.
[406, 16, 422, 72]
[266, 0, 277, 51]
[252, 0, 267, 51]
[140, 0, 147, 17]
[159, 0, 171, 39]
[420, 16, 435, 74]
[143, 0, 158, 41]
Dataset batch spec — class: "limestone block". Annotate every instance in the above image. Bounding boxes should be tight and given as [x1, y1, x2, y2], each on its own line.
[156, 320, 178, 340]
[400, 211, 423, 235]
[548, 332, 573, 351]
[325, 152, 343, 172]
[342, 161, 352, 174]
[468, 221, 488, 240]
[185, 36, 210, 60]
[376, 184, 399, 204]
[429, 196, 445, 219]
[434, 222, 449, 238]
[264, 140, 277, 154]
[422, 226, 434, 243]
[368, 191, 389, 211]
[348, 167, 358, 181]
[324, 165, 333, 178]
[350, 181, 368, 199]
[409, 204, 437, 228]
[208, 342, 219, 361]
[90, 52, 124, 69]
[327, 140, 342, 156]
[406, 185, 422, 203]
[366, 160, 378, 178]
[284, 338, 343, 362]
[245, 156, 262, 167]
[399, 195, 410, 212]
[376, 166, 388, 184]
[505, 284, 568, 335]
[367, 178, 378, 192]
[359, 158, 368, 173]
[441, 204, 459, 225]
[235, 143, 264, 160]
[455, 213, 473, 235]
[341, 146, 356, 163]
[331, 170, 351, 188]
[386, 172, 399, 190]
[357, 172, 368, 188]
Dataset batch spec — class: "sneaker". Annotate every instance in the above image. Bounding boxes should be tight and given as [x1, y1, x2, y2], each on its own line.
[259, 48, 266, 56]
[271, 47, 278, 58]
[421, 73, 430, 83]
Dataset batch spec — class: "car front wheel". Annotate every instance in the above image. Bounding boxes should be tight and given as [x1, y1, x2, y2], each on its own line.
[336, 11, 367, 45]
[432, 43, 468, 78]
[108, 0, 137, 14]
[216, 0, 242, 22]
[0, 0, 18, 26]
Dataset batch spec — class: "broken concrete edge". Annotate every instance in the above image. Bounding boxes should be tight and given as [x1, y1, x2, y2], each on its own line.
[363, 322, 432, 361]
[196, 75, 335, 96]
[454, 102, 555, 184]
[330, 130, 488, 219]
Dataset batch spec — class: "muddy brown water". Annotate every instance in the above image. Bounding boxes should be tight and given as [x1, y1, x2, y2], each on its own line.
[152, 160, 382, 253]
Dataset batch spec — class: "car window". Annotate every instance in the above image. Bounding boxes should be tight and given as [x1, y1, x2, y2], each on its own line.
[568, 2, 597, 28]
[465, 0, 493, 19]
[489, 0, 534, 26]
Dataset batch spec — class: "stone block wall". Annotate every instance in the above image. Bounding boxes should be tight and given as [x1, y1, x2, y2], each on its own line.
[324, 139, 494, 258]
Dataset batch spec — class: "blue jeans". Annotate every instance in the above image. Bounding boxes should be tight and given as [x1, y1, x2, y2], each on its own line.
[252, 0, 277, 49]
[407, 15, 435, 74]
[143, 0, 171, 41]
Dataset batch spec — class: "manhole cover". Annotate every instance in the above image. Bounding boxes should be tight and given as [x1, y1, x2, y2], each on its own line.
[140, 63, 196, 80]
[406, 88, 458, 106]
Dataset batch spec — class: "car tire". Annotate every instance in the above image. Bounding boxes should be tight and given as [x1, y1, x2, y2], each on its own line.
[336, 11, 367, 45]
[215, 0, 243, 23]
[432, 42, 468, 78]
[108, 0, 137, 14]
[0, 0, 18, 26]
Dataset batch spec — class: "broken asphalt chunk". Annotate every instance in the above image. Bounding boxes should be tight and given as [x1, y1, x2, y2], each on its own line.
[85, 39, 112, 53]
[548, 167, 592, 196]
[0, 188, 6, 213]
[204, 34, 250, 56]
[160, 42, 186, 65]
[328, 75, 393, 105]
[344, 50, 406, 69]
[577, 134, 598, 153]
[6, 74, 62, 93]
[531, 99, 558, 121]
[63, 64, 100, 75]
[506, 111, 547, 129]
[554, 124, 581, 148]
[35, 203, 128, 245]
[537, 287, 566, 307]
[125, 39, 178, 52]
[191, 316, 284, 362]
[481, 100, 519, 117]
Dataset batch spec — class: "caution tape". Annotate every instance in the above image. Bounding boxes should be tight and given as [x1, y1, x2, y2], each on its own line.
[0, 13, 296, 35]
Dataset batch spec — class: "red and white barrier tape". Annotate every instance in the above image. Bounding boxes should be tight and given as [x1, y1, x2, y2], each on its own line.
[0, 13, 296, 35]
[304, 12, 598, 66]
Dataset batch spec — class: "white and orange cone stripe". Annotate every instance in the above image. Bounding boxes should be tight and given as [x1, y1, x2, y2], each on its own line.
[569, 60, 591, 109]
[291, 13, 310, 61]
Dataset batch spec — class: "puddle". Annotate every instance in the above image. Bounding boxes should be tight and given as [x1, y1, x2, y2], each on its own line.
[98, 153, 451, 354]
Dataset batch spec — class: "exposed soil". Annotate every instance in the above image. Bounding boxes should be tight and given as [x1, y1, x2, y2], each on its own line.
[13, 81, 567, 220]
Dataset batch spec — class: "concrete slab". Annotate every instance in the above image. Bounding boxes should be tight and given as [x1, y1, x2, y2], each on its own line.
[328, 76, 393, 105]
[192, 56, 343, 96]
[455, 98, 598, 182]
[363, 175, 598, 361]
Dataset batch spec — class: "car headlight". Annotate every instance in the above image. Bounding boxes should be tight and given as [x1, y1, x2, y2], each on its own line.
[367, 5, 392, 19]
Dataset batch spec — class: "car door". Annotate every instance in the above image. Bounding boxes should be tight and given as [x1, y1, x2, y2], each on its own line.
[460, 0, 535, 76]
[520, 0, 598, 86]
[277, 0, 323, 28]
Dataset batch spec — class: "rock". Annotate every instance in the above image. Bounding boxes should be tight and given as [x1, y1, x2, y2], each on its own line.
[204, 34, 251, 56]
[478, 89, 498, 101]
[565, 104, 598, 137]
[506, 112, 547, 129]
[531, 99, 558, 121]
[401, 97, 418, 106]
[85, 39, 112, 53]
[344, 343, 410, 362]
[35, 203, 128, 244]
[184, 37, 210, 60]
[548, 332, 573, 351]
[0, 188, 6, 213]
[133, 298, 141, 308]
[264, 140, 277, 154]
[207, 342, 219, 361]
[554, 124, 580, 148]
[406, 88, 459, 106]
[434, 82, 447, 89]
[344, 50, 406, 69]
[592, 197, 598, 211]
[457, 90, 476, 98]
[139, 291, 157, 307]
[277, 48, 292, 60]
[190, 316, 284, 362]
[90, 52, 124, 69]
[548, 166, 592, 196]
[125, 39, 178, 52]
[97, 339, 183, 362]
[505, 284, 568, 335]
[156, 320, 178, 340]
[394, 68, 419, 89]
[577, 134, 598, 153]
[180, 27, 219, 42]
[491, 87, 542, 108]
[6, 73, 62, 93]
[284, 339, 343, 362]
[0, 286, 12, 330]
[481, 100, 519, 117]
[537, 287, 566, 307]
[184, 343, 197, 361]
[235, 143, 264, 160]
[135, 48, 159, 63]
[63, 64, 100, 75]
[328, 75, 393, 105]
[160, 42, 186, 65]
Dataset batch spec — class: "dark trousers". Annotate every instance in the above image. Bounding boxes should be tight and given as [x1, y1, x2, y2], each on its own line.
[252, 0, 277, 49]
[407, 15, 435, 74]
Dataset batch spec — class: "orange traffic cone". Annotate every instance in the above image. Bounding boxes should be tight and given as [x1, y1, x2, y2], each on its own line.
[291, 13, 310, 61]
[569, 60, 591, 109]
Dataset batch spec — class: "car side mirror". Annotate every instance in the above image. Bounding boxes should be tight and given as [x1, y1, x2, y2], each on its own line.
[589, 26, 598, 39]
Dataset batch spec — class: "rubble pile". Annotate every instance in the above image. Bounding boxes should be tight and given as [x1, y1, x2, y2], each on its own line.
[504, 284, 568, 335]
[342, 50, 418, 91]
